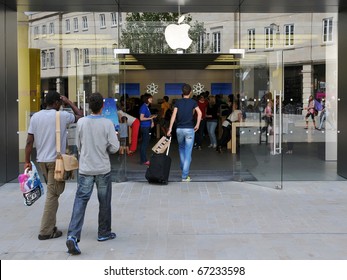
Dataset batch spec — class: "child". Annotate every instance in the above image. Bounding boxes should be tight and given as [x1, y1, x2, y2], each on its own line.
[118, 116, 130, 155]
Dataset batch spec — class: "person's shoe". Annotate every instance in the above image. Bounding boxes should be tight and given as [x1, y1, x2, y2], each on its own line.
[143, 161, 150, 166]
[198, 146, 202, 150]
[212, 144, 217, 148]
[38, 226, 62, 240]
[98, 232, 116, 242]
[208, 144, 213, 148]
[66, 236, 81, 255]
[182, 176, 192, 182]
[216, 146, 222, 153]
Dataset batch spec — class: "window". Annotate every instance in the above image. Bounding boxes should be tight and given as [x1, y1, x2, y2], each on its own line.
[101, 47, 107, 63]
[74, 49, 80, 65]
[197, 33, 205, 54]
[49, 22, 54, 35]
[82, 16, 88, 30]
[99, 14, 106, 28]
[41, 51, 47, 69]
[248, 28, 255, 51]
[49, 50, 55, 68]
[265, 26, 274, 49]
[66, 19, 70, 33]
[66, 50, 71, 67]
[73, 18, 78, 31]
[284, 24, 294, 47]
[34, 26, 39, 39]
[42, 25, 47, 37]
[212, 31, 221, 53]
[83, 48, 90, 65]
[111, 12, 117, 26]
[323, 17, 333, 43]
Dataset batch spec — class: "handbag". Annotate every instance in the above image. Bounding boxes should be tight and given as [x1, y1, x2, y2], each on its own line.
[19, 161, 44, 206]
[54, 111, 79, 181]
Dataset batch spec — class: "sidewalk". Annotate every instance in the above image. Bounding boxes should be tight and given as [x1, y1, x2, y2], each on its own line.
[0, 180, 347, 260]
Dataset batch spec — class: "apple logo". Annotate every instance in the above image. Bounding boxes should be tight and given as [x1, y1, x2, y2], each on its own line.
[165, 15, 192, 50]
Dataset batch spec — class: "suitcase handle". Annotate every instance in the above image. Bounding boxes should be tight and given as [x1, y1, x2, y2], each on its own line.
[166, 136, 172, 156]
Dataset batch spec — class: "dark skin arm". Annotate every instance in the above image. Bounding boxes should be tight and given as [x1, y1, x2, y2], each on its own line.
[24, 134, 34, 171]
[60, 95, 83, 122]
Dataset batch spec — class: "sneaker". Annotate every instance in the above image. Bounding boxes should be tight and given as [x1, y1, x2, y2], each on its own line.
[66, 236, 81, 255]
[212, 144, 217, 148]
[207, 144, 213, 148]
[182, 176, 192, 182]
[97, 232, 116, 242]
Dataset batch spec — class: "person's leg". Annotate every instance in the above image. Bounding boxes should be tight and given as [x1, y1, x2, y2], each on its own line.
[210, 121, 218, 147]
[181, 128, 195, 179]
[67, 174, 95, 241]
[140, 126, 150, 163]
[206, 121, 213, 146]
[176, 128, 185, 172]
[95, 172, 114, 239]
[129, 119, 140, 152]
[38, 162, 65, 238]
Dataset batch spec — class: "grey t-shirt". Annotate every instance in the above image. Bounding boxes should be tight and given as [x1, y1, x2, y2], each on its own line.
[77, 115, 120, 175]
[28, 109, 75, 162]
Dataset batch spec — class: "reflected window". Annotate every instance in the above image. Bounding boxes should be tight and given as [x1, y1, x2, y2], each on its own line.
[197, 33, 205, 53]
[42, 24, 47, 37]
[66, 19, 70, 33]
[111, 12, 117, 26]
[248, 28, 255, 51]
[323, 17, 333, 43]
[41, 51, 47, 69]
[34, 26, 39, 39]
[83, 48, 90, 65]
[265, 26, 274, 49]
[100, 14, 106, 28]
[212, 31, 221, 53]
[66, 50, 71, 67]
[284, 24, 294, 47]
[49, 22, 54, 35]
[49, 50, 55, 68]
[82, 16, 88, 30]
[73, 17, 78, 32]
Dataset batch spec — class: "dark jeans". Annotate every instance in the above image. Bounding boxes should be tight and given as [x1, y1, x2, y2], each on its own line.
[140, 126, 151, 163]
[67, 172, 112, 241]
[218, 126, 231, 148]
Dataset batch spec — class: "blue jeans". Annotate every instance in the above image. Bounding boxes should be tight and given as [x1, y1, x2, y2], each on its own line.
[67, 172, 112, 241]
[176, 128, 195, 179]
[206, 120, 218, 146]
[140, 126, 151, 163]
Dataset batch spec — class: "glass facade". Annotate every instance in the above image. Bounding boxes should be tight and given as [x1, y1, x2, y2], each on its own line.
[17, 11, 341, 185]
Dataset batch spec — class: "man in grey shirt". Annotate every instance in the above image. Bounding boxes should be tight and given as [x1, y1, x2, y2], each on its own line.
[25, 91, 82, 240]
[66, 92, 120, 255]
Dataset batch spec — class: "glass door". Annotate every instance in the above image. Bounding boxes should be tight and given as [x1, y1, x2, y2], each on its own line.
[234, 49, 284, 188]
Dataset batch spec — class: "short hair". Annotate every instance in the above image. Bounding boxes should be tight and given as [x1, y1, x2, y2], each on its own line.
[182, 84, 191, 96]
[163, 96, 169, 102]
[89, 92, 104, 113]
[45, 91, 61, 106]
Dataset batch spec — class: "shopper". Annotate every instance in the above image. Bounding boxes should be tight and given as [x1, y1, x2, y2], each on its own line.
[139, 93, 156, 165]
[24, 91, 83, 240]
[66, 92, 120, 255]
[167, 83, 202, 182]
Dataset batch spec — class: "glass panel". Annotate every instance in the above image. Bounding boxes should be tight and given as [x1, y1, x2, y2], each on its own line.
[18, 10, 340, 185]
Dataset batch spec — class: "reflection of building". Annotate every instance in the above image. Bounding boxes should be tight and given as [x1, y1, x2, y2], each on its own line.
[28, 12, 335, 108]
[28, 12, 123, 100]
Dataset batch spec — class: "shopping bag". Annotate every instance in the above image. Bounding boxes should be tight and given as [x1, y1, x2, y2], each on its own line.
[19, 161, 44, 206]
[152, 136, 171, 154]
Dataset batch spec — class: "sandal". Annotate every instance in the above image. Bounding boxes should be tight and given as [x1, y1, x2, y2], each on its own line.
[127, 151, 135, 156]
[38, 226, 63, 240]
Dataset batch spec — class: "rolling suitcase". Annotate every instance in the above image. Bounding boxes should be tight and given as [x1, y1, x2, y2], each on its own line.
[145, 137, 171, 185]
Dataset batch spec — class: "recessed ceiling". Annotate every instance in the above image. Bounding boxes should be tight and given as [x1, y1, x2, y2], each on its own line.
[10, 0, 341, 13]
[128, 54, 238, 70]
